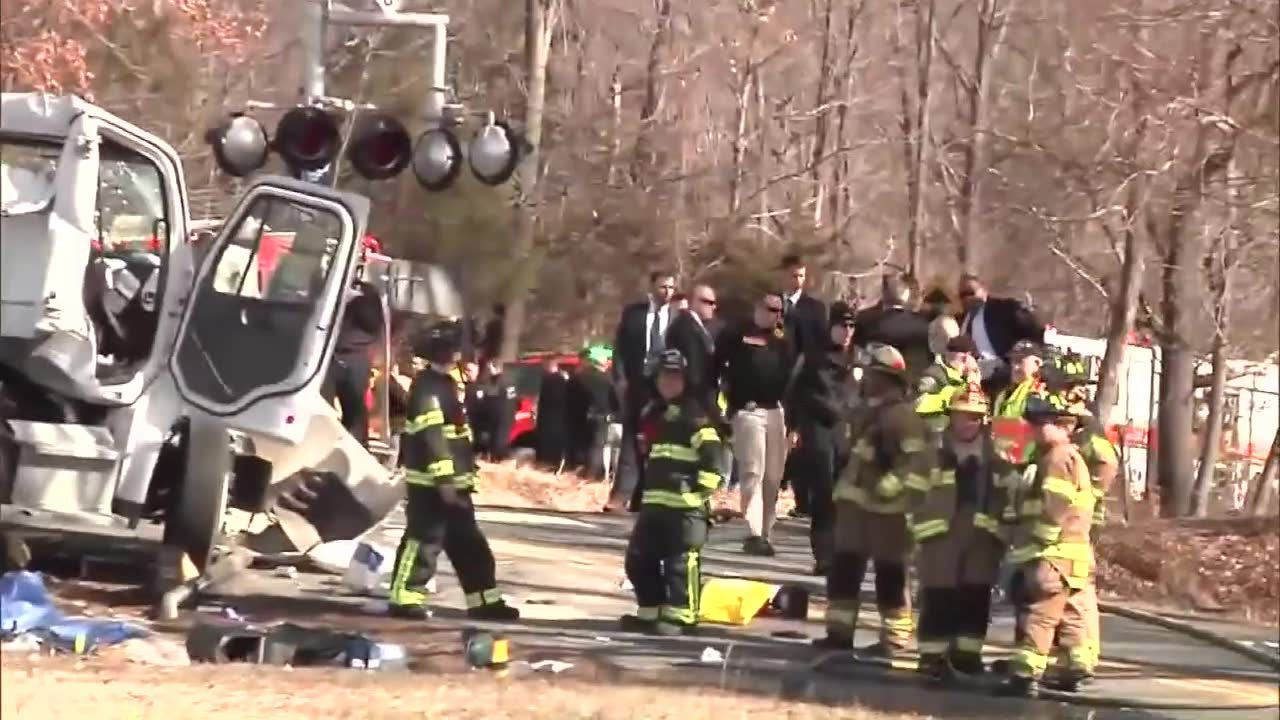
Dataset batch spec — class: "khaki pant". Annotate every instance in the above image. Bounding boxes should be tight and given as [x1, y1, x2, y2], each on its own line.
[827, 502, 914, 649]
[1011, 560, 1093, 680]
[915, 515, 1004, 588]
[732, 407, 787, 540]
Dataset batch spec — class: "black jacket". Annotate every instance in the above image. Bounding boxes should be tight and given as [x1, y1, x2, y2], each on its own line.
[713, 320, 797, 415]
[334, 282, 385, 361]
[664, 310, 719, 413]
[401, 367, 477, 490]
[783, 292, 828, 360]
[958, 297, 1045, 359]
[613, 299, 669, 383]
[853, 303, 933, 379]
[791, 345, 855, 429]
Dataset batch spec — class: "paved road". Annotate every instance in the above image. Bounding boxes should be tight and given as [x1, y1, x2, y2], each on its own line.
[210, 505, 1280, 720]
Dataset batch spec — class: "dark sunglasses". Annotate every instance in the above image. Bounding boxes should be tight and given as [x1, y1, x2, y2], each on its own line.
[958, 289, 977, 298]
[764, 305, 783, 314]
[696, 297, 717, 306]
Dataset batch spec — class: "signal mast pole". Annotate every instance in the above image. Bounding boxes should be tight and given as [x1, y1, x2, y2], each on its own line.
[295, 0, 454, 183]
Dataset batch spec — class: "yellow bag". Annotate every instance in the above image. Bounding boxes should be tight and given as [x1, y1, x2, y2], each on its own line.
[698, 578, 778, 625]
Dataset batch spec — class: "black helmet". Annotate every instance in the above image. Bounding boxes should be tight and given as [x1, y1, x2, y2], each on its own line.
[657, 348, 687, 374]
[416, 319, 463, 364]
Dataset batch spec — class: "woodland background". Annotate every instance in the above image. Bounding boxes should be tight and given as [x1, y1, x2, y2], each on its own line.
[2, 0, 1278, 517]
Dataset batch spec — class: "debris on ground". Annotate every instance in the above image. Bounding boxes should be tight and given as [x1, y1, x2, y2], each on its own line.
[1095, 516, 1280, 624]
[0, 657, 922, 720]
[0, 571, 149, 654]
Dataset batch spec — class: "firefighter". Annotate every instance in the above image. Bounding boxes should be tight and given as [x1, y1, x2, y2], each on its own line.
[998, 393, 1097, 697]
[388, 319, 520, 621]
[1044, 352, 1118, 674]
[621, 349, 723, 636]
[990, 339, 1049, 651]
[815, 343, 934, 658]
[915, 335, 980, 436]
[911, 386, 1007, 681]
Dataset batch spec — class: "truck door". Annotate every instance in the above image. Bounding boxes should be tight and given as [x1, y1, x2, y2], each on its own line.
[168, 176, 370, 444]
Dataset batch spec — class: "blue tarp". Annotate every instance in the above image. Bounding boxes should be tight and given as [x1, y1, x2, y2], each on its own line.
[0, 570, 148, 653]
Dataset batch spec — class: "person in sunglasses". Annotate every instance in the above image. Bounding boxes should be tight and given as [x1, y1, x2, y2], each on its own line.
[956, 273, 1046, 395]
[713, 292, 797, 556]
[664, 284, 722, 418]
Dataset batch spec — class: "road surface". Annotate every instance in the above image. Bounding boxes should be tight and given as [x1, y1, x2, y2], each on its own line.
[206, 505, 1279, 720]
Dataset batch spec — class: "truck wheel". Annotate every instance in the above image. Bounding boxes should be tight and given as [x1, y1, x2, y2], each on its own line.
[160, 416, 232, 573]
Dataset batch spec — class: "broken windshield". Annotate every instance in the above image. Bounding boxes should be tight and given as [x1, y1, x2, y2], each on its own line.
[0, 142, 58, 215]
[0, 137, 168, 251]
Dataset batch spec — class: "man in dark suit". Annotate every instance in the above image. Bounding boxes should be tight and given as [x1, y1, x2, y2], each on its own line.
[956, 273, 1046, 394]
[779, 254, 827, 517]
[853, 271, 933, 380]
[663, 284, 720, 415]
[606, 270, 677, 512]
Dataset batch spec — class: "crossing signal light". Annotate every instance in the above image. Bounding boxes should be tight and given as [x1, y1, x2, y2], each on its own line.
[205, 114, 269, 178]
[274, 106, 341, 172]
[348, 114, 412, 180]
[205, 107, 528, 189]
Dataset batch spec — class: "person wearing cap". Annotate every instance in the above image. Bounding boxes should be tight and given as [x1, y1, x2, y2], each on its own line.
[991, 340, 1049, 468]
[816, 342, 934, 658]
[388, 319, 520, 622]
[910, 387, 1006, 681]
[790, 300, 859, 575]
[915, 335, 981, 435]
[998, 394, 1097, 697]
[568, 345, 620, 479]
[713, 292, 797, 556]
[621, 348, 724, 636]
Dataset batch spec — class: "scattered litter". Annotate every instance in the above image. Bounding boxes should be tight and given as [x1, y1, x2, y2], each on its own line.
[118, 636, 190, 667]
[341, 542, 394, 596]
[0, 571, 148, 654]
[274, 566, 299, 579]
[699, 646, 725, 664]
[530, 659, 574, 674]
[1, 633, 41, 653]
[463, 628, 510, 669]
[186, 618, 406, 670]
[196, 605, 245, 622]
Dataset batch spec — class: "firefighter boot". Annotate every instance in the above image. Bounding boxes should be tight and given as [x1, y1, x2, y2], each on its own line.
[916, 653, 951, 682]
[814, 598, 858, 650]
[619, 610, 659, 634]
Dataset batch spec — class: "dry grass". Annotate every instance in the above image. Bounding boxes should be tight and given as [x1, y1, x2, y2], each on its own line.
[0, 657, 918, 720]
[472, 460, 797, 518]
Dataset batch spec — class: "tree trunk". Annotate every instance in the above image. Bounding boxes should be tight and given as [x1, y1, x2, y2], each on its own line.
[630, 0, 674, 185]
[957, 0, 1015, 272]
[907, 0, 936, 278]
[809, 0, 836, 226]
[1156, 202, 1197, 517]
[1245, 430, 1279, 516]
[1191, 326, 1227, 517]
[499, 0, 557, 361]
[1094, 183, 1144, 423]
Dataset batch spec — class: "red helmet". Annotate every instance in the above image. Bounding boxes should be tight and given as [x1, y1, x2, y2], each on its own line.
[362, 234, 382, 254]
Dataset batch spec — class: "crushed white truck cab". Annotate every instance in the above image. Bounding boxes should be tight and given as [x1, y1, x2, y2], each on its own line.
[0, 93, 403, 576]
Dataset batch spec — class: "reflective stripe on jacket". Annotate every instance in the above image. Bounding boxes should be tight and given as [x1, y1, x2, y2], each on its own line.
[1009, 442, 1095, 587]
[640, 398, 723, 510]
[834, 399, 934, 515]
[401, 367, 479, 491]
[990, 378, 1045, 464]
[907, 432, 1006, 544]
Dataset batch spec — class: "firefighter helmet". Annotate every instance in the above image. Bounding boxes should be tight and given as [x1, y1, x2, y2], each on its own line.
[1024, 392, 1091, 421]
[863, 342, 908, 379]
[1009, 339, 1043, 359]
[416, 319, 463, 365]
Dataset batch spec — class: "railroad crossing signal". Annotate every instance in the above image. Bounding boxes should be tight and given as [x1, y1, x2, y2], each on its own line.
[205, 107, 525, 190]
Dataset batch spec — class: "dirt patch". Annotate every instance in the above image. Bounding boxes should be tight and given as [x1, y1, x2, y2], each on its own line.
[1096, 515, 1280, 625]
[0, 656, 918, 720]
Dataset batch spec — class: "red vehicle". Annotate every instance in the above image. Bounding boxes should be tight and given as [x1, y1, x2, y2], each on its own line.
[506, 351, 582, 447]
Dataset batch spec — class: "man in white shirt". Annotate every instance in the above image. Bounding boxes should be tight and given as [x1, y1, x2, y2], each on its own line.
[957, 273, 1046, 394]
